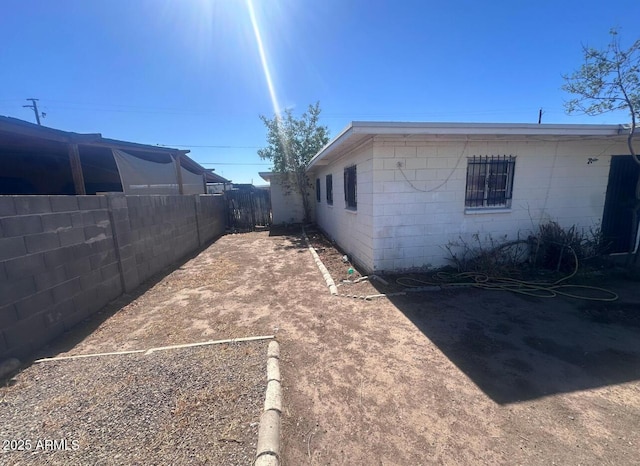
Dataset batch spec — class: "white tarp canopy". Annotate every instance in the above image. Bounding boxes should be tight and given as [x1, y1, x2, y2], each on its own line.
[181, 165, 205, 195]
[112, 149, 204, 195]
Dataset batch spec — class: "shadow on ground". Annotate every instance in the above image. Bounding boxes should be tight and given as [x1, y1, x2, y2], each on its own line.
[379, 283, 640, 404]
[268, 224, 304, 237]
[269, 224, 308, 251]
[26, 237, 225, 364]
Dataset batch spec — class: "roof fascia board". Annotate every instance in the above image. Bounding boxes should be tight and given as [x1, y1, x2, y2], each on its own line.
[259, 171, 274, 182]
[307, 121, 627, 170]
[350, 121, 623, 136]
[308, 137, 374, 171]
[372, 133, 624, 143]
[307, 122, 354, 169]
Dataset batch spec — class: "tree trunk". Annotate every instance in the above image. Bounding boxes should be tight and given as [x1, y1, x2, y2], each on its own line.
[296, 171, 311, 224]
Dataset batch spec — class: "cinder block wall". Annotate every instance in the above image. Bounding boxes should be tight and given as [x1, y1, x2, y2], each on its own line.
[0, 194, 226, 361]
[197, 195, 227, 244]
[127, 196, 201, 284]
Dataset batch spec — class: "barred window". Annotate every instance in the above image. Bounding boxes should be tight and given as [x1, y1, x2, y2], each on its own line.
[316, 178, 321, 202]
[344, 165, 357, 209]
[326, 174, 333, 205]
[465, 155, 515, 208]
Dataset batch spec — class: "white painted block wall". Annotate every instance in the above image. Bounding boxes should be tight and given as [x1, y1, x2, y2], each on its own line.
[370, 136, 628, 272]
[268, 174, 316, 224]
[311, 143, 375, 272]
[311, 136, 628, 274]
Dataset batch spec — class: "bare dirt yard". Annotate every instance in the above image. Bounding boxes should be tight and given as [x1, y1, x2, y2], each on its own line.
[3, 228, 640, 465]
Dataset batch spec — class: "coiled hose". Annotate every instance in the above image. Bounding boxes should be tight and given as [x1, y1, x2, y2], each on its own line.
[396, 247, 618, 301]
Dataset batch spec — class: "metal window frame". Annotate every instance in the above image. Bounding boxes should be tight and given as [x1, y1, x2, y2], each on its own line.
[326, 174, 333, 205]
[465, 155, 515, 208]
[344, 165, 357, 209]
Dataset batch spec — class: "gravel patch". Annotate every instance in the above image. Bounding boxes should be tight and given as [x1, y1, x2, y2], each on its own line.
[0, 341, 266, 465]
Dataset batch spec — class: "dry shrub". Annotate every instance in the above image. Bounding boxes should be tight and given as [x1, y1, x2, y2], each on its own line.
[533, 222, 607, 272]
[444, 233, 531, 276]
[444, 222, 607, 276]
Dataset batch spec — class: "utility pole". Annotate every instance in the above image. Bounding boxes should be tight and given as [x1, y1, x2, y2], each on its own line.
[538, 108, 544, 124]
[23, 98, 42, 125]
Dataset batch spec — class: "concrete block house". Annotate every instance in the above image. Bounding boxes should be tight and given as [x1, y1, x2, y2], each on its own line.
[303, 121, 636, 274]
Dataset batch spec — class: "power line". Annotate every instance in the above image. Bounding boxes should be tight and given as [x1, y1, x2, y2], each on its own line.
[40, 100, 214, 115]
[6, 97, 569, 119]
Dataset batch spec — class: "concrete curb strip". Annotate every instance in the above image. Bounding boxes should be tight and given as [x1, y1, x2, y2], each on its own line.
[34, 335, 276, 363]
[267, 358, 280, 382]
[255, 454, 279, 466]
[256, 410, 280, 456]
[302, 227, 338, 295]
[264, 380, 283, 412]
[267, 341, 280, 359]
[256, 341, 281, 465]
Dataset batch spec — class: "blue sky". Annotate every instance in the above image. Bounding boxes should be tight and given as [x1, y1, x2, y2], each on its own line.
[1, 0, 639, 183]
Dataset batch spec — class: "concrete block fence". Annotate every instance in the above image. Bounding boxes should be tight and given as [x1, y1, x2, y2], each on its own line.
[0, 193, 226, 361]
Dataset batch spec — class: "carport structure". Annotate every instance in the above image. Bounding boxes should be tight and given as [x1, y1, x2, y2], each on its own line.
[0, 116, 209, 196]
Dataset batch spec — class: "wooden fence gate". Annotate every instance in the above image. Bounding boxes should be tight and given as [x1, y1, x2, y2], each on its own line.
[225, 189, 272, 231]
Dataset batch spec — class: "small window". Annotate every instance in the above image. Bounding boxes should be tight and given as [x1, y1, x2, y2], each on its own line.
[344, 165, 357, 209]
[465, 155, 515, 208]
[326, 174, 333, 205]
[316, 178, 321, 202]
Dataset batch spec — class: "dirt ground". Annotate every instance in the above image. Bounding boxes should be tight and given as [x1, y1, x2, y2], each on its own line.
[4, 228, 640, 465]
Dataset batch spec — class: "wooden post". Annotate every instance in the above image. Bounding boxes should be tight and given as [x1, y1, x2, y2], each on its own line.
[68, 143, 86, 195]
[249, 191, 256, 230]
[174, 153, 184, 194]
[202, 173, 207, 194]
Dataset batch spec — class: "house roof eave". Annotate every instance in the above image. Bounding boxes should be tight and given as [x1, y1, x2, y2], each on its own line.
[205, 170, 230, 183]
[259, 171, 274, 182]
[307, 122, 356, 170]
[306, 121, 628, 170]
